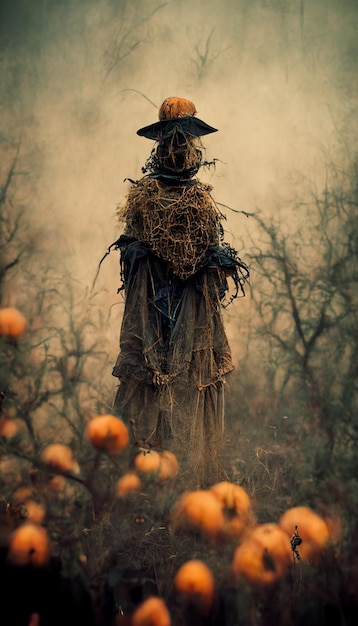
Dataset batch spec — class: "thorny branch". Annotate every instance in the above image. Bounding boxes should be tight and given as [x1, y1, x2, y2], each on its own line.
[102, 3, 167, 85]
[192, 27, 231, 78]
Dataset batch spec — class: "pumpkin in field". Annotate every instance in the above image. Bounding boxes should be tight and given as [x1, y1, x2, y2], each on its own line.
[134, 449, 161, 474]
[324, 514, 341, 546]
[0, 307, 27, 337]
[22, 500, 46, 525]
[232, 523, 292, 586]
[210, 481, 255, 538]
[131, 596, 171, 626]
[171, 490, 225, 538]
[0, 418, 18, 439]
[158, 450, 179, 480]
[28, 613, 41, 626]
[85, 414, 129, 455]
[47, 475, 66, 492]
[279, 506, 331, 563]
[14, 486, 34, 502]
[27, 614, 40, 626]
[117, 472, 142, 496]
[133, 449, 179, 479]
[41, 443, 80, 474]
[159, 97, 197, 120]
[174, 559, 215, 611]
[7, 522, 50, 566]
[210, 481, 251, 517]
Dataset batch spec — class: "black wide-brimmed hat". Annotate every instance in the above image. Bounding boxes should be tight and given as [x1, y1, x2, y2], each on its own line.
[136, 96, 218, 140]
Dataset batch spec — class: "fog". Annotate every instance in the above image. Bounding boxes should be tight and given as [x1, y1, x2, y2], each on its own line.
[1, 0, 357, 379]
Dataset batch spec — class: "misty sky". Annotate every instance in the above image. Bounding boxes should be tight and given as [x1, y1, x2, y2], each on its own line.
[1, 0, 357, 369]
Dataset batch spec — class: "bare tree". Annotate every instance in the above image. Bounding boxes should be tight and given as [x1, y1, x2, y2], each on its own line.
[247, 162, 358, 478]
[191, 27, 231, 80]
[101, 2, 167, 86]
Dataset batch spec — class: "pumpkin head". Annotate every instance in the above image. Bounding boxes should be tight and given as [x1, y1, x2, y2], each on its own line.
[159, 97, 197, 120]
[85, 414, 129, 455]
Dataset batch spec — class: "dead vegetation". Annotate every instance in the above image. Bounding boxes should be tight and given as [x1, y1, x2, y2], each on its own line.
[1, 146, 358, 624]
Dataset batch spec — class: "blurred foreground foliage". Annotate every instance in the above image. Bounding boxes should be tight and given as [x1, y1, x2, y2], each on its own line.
[1, 140, 358, 626]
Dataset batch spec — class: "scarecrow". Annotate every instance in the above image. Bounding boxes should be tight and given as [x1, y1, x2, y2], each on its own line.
[111, 97, 248, 484]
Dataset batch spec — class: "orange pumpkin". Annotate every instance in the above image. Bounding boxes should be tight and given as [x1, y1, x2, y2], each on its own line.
[158, 450, 179, 480]
[7, 522, 50, 566]
[232, 523, 292, 586]
[171, 490, 225, 538]
[22, 500, 46, 524]
[210, 481, 251, 517]
[28, 614, 40, 626]
[14, 486, 34, 502]
[250, 523, 292, 565]
[174, 559, 215, 611]
[47, 475, 67, 492]
[85, 414, 129, 455]
[41, 443, 80, 474]
[0, 307, 27, 337]
[134, 449, 161, 474]
[131, 596, 171, 626]
[0, 418, 18, 439]
[159, 97, 197, 121]
[223, 514, 249, 539]
[324, 514, 341, 545]
[117, 472, 142, 496]
[279, 506, 331, 563]
[210, 481, 255, 538]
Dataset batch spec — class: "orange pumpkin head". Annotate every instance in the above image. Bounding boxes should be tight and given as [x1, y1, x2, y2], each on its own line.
[159, 97, 197, 121]
[85, 414, 129, 455]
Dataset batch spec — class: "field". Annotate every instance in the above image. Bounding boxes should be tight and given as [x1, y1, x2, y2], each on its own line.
[1, 1, 358, 624]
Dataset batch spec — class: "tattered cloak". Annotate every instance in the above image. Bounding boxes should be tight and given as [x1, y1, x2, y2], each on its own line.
[111, 172, 248, 483]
